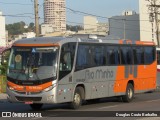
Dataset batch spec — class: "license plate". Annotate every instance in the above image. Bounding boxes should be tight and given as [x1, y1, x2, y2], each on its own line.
[25, 101, 33, 104]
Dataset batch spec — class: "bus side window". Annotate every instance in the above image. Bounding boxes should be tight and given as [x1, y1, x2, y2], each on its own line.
[144, 47, 155, 64]
[107, 46, 120, 65]
[120, 46, 133, 65]
[157, 51, 160, 65]
[76, 45, 90, 70]
[133, 47, 144, 64]
[93, 45, 105, 66]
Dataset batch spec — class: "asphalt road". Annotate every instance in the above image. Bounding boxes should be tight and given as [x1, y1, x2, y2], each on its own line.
[1, 92, 160, 120]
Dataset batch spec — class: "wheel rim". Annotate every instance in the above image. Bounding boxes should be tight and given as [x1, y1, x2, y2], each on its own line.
[74, 93, 81, 105]
[127, 88, 133, 99]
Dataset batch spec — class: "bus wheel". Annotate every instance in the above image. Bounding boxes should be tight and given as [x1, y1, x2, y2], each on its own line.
[70, 87, 83, 109]
[30, 103, 43, 110]
[122, 83, 134, 102]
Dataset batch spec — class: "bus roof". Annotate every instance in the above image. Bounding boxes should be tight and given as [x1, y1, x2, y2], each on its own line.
[12, 36, 155, 47]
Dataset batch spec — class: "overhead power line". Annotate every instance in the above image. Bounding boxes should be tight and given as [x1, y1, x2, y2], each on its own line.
[0, 1, 153, 34]
[1, 14, 34, 19]
[0, 1, 149, 22]
[53, 3, 150, 22]
[0, 2, 32, 6]
[66, 21, 152, 33]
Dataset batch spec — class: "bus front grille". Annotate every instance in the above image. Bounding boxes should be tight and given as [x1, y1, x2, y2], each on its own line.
[15, 96, 42, 102]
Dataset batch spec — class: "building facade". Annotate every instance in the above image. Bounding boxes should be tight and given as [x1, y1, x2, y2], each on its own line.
[109, 11, 140, 40]
[41, 24, 56, 35]
[83, 16, 108, 35]
[0, 11, 6, 47]
[139, 0, 160, 45]
[44, 0, 66, 32]
[14, 32, 36, 41]
[84, 16, 98, 33]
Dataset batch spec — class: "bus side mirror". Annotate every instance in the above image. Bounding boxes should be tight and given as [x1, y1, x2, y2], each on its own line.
[1, 49, 11, 65]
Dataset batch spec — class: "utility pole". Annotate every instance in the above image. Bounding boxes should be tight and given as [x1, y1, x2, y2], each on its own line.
[34, 0, 39, 37]
[151, 1, 160, 47]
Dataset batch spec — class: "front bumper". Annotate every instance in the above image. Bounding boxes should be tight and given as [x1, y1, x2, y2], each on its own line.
[7, 87, 57, 104]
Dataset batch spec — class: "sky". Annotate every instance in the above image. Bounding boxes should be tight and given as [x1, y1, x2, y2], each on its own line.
[0, 0, 139, 25]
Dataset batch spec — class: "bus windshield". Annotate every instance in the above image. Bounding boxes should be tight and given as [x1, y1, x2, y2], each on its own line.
[8, 47, 59, 80]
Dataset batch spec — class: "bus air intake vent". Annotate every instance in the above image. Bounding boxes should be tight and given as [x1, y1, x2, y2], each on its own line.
[15, 96, 42, 102]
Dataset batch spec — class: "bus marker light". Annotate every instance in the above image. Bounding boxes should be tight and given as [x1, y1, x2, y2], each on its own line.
[68, 88, 72, 91]
[64, 89, 67, 93]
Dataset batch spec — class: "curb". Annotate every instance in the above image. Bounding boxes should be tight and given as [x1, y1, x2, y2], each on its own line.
[0, 93, 7, 100]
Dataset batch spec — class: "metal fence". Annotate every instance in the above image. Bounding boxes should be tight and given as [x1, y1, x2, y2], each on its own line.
[0, 76, 6, 93]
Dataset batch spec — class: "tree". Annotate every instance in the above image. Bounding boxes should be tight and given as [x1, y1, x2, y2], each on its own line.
[66, 24, 84, 32]
[6, 22, 35, 37]
[0, 50, 10, 75]
[29, 22, 34, 28]
[28, 22, 34, 32]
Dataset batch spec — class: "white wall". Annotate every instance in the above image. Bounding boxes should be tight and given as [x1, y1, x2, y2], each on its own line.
[84, 16, 98, 32]
[41, 24, 55, 35]
[139, 0, 158, 44]
[0, 12, 6, 47]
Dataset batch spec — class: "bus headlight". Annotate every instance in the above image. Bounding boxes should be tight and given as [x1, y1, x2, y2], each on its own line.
[8, 86, 15, 91]
[43, 84, 56, 92]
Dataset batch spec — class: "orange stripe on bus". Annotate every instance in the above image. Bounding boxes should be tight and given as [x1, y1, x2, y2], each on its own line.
[7, 81, 24, 91]
[7, 81, 52, 92]
[119, 40, 155, 45]
[135, 41, 155, 45]
[13, 43, 59, 47]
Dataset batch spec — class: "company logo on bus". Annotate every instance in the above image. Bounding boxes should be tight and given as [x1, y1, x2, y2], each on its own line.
[85, 69, 114, 80]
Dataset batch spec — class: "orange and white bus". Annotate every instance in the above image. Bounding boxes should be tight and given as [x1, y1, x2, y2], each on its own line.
[3, 36, 156, 110]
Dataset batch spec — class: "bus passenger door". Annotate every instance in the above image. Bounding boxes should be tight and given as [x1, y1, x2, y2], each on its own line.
[57, 43, 76, 103]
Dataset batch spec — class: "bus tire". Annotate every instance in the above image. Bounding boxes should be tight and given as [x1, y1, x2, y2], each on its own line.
[30, 103, 43, 110]
[70, 87, 83, 109]
[122, 83, 134, 102]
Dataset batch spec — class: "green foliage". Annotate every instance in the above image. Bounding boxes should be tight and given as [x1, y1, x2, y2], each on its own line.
[29, 22, 34, 29]
[6, 21, 35, 37]
[0, 50, 10, 75]
[0, 65, 7, 75]
[0, 76, 7, 93]
[66, 24, 83, 32]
